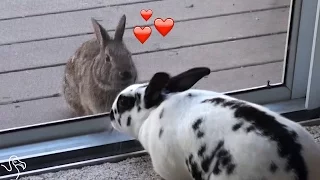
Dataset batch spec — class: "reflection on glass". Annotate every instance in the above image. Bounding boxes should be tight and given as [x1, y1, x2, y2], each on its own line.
[0, 0, 291, 130]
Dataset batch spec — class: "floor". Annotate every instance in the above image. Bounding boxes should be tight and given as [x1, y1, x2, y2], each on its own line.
[17, 125, 320, 180]
[0, 0, 290, 130]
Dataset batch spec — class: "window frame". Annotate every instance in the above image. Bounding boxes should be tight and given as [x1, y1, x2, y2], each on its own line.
[288, 0, 318, 99]
[305, 0, 320, 110]
[2, 0, 320, 178]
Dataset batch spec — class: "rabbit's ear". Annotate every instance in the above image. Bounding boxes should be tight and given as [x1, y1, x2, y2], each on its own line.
[165, 67, 211, 93]
[114, 14, 126, 41]
[91, 18, 110, 48]
[144, 72, 170, 108]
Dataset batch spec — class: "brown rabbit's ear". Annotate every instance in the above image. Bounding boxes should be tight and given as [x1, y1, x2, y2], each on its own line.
[91, 18, 110, 47]
[114, 14, 126, 41]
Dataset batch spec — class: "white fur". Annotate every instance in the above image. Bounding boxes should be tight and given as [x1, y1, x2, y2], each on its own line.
[111, 85, 320, 180]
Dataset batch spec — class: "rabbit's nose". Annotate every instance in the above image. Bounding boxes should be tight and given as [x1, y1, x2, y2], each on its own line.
[119, 71, 132, 80]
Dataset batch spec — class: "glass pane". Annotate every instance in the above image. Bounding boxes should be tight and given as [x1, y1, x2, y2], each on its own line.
[0, 0, 293, 130]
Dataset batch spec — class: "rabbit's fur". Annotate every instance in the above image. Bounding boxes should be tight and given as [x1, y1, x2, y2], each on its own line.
[110, 67, 320, 180]
[63, 14, 137, 118]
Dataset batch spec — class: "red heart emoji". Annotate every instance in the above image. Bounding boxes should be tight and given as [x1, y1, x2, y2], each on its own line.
[140, 9, 153, 21]
[154, 18, 174, 37]
[133, 26, 152, 44]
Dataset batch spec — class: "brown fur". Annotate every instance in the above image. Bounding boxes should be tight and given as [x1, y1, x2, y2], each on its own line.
[62, 15, 137, 117]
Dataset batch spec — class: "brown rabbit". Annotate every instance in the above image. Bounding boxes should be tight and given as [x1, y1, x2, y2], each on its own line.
[63, 14, 137, 117]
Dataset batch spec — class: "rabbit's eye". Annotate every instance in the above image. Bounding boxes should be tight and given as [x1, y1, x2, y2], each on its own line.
[117, 95, 135, 113]
[119, 97, 133, 107]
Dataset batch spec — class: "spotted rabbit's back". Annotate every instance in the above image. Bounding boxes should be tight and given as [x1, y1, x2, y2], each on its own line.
[142, 89, 320, 180]
[171, 91, 320, 180]
[109, 67, 320, 180]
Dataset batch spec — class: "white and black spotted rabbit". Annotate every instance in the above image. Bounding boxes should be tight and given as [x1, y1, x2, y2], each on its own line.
[110, 67, 320, 180]
[63, 14, 137, 117]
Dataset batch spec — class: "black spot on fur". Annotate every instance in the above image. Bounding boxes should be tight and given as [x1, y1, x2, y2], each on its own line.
[232, 122, 243, 131]
[159, 109, 164, 119]
[223, 100, 243, 109]
[201, 140, 224, 172]
[212, 151, 225, 175]
[221, 153, 231, 166]
[197, 131, 205, 138]
[269, 162, 278, 173]
[202, 98, 242, 109]
[246, 125, 255, 133]
[203, 97, 308, 180]
[188, 154, 204, 180]
[202, 97, 225, 105]
[212, 149, 236, 175]
[212, 161, 222, 175]
[192, 118, 203, 131]
[198, 144, 207, 157]
[217, 149, 228, 157]
[126, 116, 131, 126]
[226, 164, 236, 175]
[192, 118, 205, 139]
[114, 108, 118, 114]
[200, 140, 236, 176]
[159, 128, 164, 138]
[110, 110, 115, 121]
[187, 93, 194, 98]
[117, 95, 136, 114]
